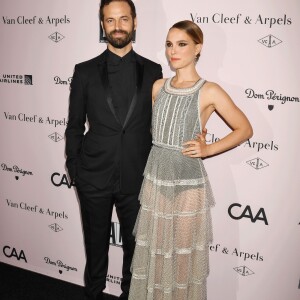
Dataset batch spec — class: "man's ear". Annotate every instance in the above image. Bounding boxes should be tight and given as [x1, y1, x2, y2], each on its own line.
[134, 18, 137, 31]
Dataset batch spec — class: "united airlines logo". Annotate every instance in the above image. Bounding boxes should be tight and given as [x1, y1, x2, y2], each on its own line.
[0, 74, 33, 85]
[24, 75, 33, 85]
[234, 266, 254, 276]
[107, 274, 122, 285]
[258, 34, 282, 48]
[246, 158, 269, 170]
[48, 132, 64, 142]
[48, 32, 65, 43]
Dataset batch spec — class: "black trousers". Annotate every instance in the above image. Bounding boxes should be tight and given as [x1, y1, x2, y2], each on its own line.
[76, 175, 140, 300]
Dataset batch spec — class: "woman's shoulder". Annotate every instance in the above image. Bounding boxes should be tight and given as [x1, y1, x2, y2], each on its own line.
[202, 80, 227, 97]
[152, 78, 168, 100]
[202, 80, 222, 91]
[153, 78, 168, 89]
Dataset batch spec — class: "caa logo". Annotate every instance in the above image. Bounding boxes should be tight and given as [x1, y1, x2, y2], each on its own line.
[51, 172, 75, 189]
[3, 246, 27, 262]
[228, 203, 268, 225]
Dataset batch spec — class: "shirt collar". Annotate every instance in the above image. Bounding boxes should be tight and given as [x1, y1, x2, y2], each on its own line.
[107, 49, 135, 65]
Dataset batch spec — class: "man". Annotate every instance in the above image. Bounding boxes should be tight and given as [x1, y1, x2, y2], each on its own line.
[65, 0, 162, 299]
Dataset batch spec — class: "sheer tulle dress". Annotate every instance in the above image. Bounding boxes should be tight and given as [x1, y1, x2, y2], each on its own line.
[129, 78, 215, 300]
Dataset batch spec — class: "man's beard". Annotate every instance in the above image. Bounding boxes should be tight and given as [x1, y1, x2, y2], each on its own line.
[105, 26, 134, 49]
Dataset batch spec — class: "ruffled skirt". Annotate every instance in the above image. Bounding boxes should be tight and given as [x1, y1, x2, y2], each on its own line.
[129, 145, 215, 300]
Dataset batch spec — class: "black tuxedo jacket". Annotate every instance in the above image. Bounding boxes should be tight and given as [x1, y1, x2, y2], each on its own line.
[65, 50, 162, 194]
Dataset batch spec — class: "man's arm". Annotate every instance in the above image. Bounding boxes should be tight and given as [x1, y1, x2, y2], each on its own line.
[65, 65, 86, 181]
[156, 64, 163, 81]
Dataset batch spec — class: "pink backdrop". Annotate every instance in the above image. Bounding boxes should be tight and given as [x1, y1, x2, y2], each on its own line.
[0, 0, 299, 299]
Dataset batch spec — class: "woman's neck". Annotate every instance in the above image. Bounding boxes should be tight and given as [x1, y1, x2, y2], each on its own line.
[172, 66, 200, 88]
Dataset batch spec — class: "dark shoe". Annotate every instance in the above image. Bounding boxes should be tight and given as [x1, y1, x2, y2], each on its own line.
[84, 291, 104, 300]
[118, 293, 128, 300]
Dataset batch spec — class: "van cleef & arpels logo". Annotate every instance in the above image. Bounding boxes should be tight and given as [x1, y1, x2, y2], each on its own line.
[2, 15, 70, 26]
[258, 34, 282, 48]
[234, 266, 255, 277]
[190, 13, 292, 27]
[3, 112, 68, 127]
[49, 223, 63, 232]
[209, 244, 264, 262]
[49, 32, 65, 43]
[5, 199, 68, 220]
[49, 132, 64, 142]
[246, 158, 269, 170]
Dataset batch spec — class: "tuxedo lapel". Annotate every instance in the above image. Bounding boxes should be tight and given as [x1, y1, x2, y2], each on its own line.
[123, 56, 144, 129]
[97, 52, 121, 125]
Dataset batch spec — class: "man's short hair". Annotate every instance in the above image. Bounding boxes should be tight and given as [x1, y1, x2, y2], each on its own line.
[100, 0, 137, 21]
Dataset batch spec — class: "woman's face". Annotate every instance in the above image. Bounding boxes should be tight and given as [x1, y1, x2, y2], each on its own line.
[166, 28, 201, 69]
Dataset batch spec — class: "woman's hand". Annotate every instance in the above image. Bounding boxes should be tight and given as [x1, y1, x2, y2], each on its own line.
[182, 128, 210, 158]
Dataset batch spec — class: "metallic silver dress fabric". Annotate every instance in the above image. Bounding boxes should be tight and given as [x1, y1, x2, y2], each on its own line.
[129, 78, 215, 300]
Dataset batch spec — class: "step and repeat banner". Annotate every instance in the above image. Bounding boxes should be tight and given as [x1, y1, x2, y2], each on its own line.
[0, 0, 299, 299]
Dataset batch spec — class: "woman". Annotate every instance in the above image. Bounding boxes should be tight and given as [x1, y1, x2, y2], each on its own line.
[129, 20, 253, 300]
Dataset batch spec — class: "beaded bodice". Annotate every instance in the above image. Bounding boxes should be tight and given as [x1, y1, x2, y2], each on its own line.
[152, 77, 206, 150]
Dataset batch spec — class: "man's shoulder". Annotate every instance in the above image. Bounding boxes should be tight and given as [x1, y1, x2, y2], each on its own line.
[134, 52, 161, 68]
[74, 52, 106, 70]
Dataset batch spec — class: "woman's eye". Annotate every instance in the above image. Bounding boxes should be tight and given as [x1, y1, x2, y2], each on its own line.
[166, 43, 172, 47]
[179, 43, 187, 47]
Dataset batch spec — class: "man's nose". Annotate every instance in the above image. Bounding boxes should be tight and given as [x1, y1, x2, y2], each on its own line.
[115, 20, 122, 30]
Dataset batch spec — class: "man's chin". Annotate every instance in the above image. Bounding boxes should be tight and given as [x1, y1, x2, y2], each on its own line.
[108, 39, 132, 49]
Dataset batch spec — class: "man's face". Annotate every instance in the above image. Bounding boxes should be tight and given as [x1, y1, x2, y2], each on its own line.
[101, 1, 136, 49]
